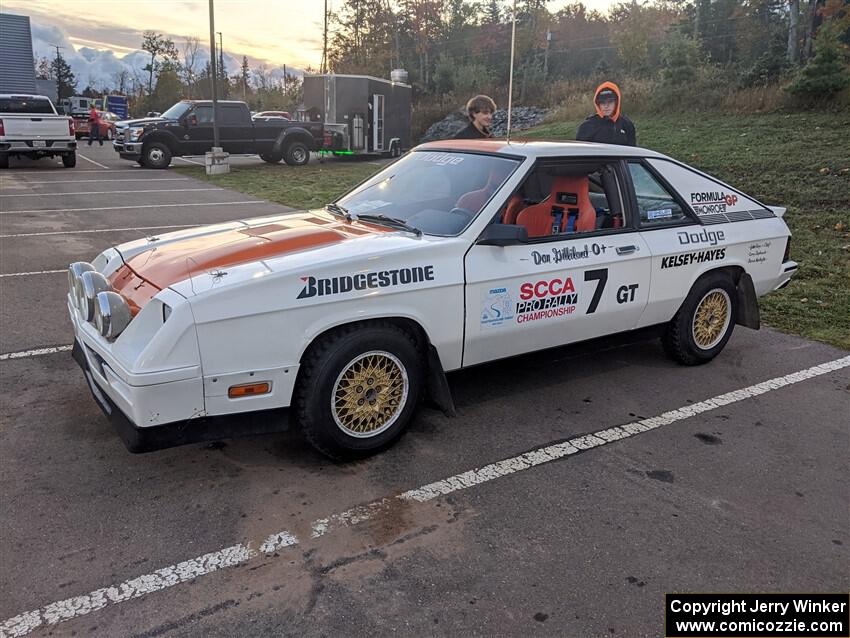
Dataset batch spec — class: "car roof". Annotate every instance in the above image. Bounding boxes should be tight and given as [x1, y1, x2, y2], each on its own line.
[416, 139, 667, 160]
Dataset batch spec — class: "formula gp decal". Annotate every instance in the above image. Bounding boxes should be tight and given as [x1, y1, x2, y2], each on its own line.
[689, 191, 739, 216]
[480, 287, 515, 328]
[515, 275, 578, 324]
[531, 242, 610, 266]
[297, 265, 435, 299]
[677, 228, 726, 246]
[660, 248, 726, 269]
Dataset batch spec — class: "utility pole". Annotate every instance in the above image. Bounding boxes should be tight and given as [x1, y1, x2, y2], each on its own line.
[543, 30, 551, 80]
[283, 64, 287, 95]
[51, 44, 63, 102]
[206, 0, 228, 174]
[321, 0, 328, 74]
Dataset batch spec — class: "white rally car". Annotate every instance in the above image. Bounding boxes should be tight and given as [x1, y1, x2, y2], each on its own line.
[68, 140, 797, 459]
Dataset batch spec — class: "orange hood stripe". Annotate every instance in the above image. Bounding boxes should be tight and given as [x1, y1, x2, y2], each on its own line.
[593, 81, 622, 122]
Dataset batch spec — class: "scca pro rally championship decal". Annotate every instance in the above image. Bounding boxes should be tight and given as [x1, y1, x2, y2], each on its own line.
[689, 191, 739, 215]
[661, 248, 726, 269]
[516, 275, 578, 323]
[297, 266, 435, 299]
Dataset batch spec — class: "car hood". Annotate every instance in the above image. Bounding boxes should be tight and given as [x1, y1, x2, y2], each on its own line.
[116, 117, 168, 127]
[110, 210, 413, 308]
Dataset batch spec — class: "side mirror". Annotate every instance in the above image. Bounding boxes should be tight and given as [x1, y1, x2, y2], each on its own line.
[477, 224, 528, 246]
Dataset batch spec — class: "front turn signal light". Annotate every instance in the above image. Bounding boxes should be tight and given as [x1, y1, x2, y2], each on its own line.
[228, 382, 271, 399]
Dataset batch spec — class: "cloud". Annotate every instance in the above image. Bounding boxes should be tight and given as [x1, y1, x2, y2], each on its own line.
[27, 17, 302, 92]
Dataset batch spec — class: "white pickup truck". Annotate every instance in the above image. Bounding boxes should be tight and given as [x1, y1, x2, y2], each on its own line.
[0, 94, 77, 168]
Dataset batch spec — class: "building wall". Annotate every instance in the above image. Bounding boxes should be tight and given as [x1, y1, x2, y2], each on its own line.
[0, 13, 37, 94]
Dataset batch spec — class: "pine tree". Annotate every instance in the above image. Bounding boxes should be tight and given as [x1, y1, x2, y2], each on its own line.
[788, 28, 850, 96]
[51, 53, 77, 100]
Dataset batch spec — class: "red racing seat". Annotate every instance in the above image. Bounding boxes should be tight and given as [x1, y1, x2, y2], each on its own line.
[515, 175, 596, 238]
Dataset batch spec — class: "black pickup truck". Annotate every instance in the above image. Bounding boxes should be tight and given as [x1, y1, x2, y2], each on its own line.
[113, 100, 326, 168]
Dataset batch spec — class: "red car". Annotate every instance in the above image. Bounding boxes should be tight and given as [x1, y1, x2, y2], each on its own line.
[75, 111, 122, 140]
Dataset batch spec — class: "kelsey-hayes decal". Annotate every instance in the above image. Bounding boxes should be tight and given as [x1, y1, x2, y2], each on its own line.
[532, 242, 609, 265]
[678, 228, 725, 246]
[515, 275, 578, 323]
[689, 191, 739, 216]
[661, 248, 726, 269]
[297, 265, 435, 299]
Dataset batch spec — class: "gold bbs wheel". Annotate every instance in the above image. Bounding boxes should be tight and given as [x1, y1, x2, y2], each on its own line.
[691, 288, 732, 350]
[331, 351, 409, 438]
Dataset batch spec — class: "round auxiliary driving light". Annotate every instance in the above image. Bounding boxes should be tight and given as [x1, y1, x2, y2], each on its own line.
[94, 291, 132, 340]
[68, 262, 95, 309]
[78, 271, 112, 322]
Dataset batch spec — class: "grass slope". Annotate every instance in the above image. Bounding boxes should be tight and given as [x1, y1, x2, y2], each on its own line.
[177, 113, 849, 349]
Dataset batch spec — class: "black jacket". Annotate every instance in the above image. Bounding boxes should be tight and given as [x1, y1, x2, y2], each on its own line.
[453, 123, 491, 139]
[576, 114, 636, 146]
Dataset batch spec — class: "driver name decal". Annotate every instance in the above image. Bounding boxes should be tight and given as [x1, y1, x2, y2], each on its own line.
[297, 266, 435, 299]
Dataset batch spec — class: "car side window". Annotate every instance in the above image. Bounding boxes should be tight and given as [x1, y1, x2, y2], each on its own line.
[627, 162, 688, 227]
[194, 106, 213, 124]
[220, 106, 244, 125]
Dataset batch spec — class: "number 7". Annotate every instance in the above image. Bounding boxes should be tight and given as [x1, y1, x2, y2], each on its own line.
[584, 268, 608, 314]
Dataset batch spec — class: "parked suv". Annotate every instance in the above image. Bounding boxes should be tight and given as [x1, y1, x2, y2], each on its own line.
[113, 100, 324, 168]
[0, 94, 77, 168]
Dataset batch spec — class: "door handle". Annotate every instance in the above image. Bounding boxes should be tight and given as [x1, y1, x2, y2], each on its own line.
[616, 245, 638, 255]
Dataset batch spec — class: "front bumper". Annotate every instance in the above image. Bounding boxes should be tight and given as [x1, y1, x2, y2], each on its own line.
[73, 339, 289, 453]
[113, 140, 142, 160]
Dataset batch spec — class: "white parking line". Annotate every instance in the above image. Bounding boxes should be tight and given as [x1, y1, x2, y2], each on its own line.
[0, 170, 146, 175]
[3, 188, 222, 198]
[0, 345, 73, 361]
[76, 154, 109, 169]
[0, 269, 64, 278]
[1, 200, 264, 215]
[12, 178, 189, 185]
[0, 224, 199, 239]
[1, 354, 848, 637]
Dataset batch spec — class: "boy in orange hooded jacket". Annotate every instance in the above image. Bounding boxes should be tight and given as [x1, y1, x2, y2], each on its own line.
[576, 82, 636, 146]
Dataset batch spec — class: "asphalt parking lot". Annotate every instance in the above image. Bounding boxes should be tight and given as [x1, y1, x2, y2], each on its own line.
[1, 144, 848, 638]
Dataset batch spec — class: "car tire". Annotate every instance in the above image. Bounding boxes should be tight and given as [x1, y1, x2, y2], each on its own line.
[283, 141, 310, 166]
[0, 153, 8, 169]
[663, 271, 737, 366]
[106, 128, 113, 140]
[294, 322, 423, 460]
[142, 142, 171, 169]
[61, 152, 77, 168]
[259, 152, 281, 164]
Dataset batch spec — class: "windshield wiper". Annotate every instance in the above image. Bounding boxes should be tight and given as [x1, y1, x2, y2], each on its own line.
[356, 213, 422, 237]
[325, 202, 353, 222]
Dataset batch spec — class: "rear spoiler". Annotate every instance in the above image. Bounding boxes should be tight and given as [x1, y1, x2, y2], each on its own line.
[768, 206, 786, 218]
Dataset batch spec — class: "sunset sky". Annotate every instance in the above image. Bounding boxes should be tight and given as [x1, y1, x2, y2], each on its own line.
[2, 0, 619, 83]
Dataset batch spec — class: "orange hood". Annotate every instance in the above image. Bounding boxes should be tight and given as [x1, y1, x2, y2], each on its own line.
[109, 215, 389, 314]
[593, 82, 621, 122]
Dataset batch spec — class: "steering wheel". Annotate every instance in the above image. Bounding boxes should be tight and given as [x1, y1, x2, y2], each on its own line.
[449, 207, 474, 219]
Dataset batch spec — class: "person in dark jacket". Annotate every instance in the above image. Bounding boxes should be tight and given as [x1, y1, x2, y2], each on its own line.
[454, 95, 496, 139]
[576, 82, 636, 146]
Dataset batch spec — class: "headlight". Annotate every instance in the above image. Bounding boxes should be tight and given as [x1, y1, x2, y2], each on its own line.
[94, 291, 132, 340]
[68, 262, 95, 310]
[78, 271, 112, 322]
[128, 127, 144, 141]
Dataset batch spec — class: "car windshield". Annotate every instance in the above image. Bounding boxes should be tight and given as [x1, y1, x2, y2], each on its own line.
[160, 102, 191, 119]
[336, 151, 520, 236]
[0, 97, 55, 114]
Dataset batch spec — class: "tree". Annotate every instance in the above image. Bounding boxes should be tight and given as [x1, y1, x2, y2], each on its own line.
[787, 25, 850, 96]
[481, 0, 502, 25]
[788, 0, 801, 64]
[35, 57, 52, 80]
[181, 36, 201, 97]
[142, 31, 179, 95]
[111, 69, 129, 95]
[51, 52, 77, 100]
[150, 67, 183, 112]
[241, 56, 251, 102]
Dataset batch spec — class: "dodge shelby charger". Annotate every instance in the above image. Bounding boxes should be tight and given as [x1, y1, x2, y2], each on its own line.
[67, 140, 797, 459]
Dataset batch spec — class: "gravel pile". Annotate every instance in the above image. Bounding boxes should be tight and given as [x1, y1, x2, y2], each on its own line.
[420, 106, 549, 142]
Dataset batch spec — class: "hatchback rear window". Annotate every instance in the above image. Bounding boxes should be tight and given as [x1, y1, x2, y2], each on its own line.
[0, 97, 56, 114]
